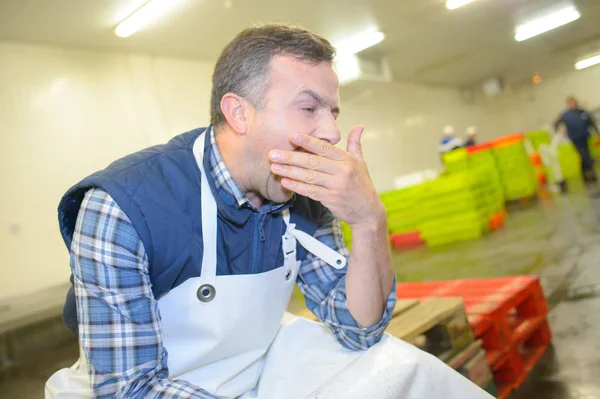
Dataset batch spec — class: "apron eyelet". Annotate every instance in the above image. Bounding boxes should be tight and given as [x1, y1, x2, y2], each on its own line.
[197, 284, 216, 302]
[285, 270, 292, 281]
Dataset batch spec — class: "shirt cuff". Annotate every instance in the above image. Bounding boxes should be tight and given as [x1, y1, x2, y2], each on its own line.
[317, 275, 397, 351]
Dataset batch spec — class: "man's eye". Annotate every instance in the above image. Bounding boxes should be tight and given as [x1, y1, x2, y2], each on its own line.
[303, 107, 316, 113]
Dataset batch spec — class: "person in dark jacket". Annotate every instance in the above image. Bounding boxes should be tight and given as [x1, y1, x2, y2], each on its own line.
[554, 96, 599, 183]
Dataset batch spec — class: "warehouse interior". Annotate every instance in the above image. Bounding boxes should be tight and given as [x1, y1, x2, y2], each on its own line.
[1, 0, 600, 398]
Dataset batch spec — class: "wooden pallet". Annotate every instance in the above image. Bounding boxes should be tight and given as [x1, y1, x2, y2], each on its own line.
[386, 298, 475, 362]
[448, 341, 496, 393]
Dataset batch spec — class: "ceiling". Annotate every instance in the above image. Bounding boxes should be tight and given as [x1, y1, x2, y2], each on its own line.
[1, 0, 600, 88]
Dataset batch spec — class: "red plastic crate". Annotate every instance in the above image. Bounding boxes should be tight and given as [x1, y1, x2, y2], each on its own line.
[489, 211, 506, 232]
[492, 319, 551, 399]
[529, 153, 542, 166]
[491, 133, 525, 148]
[396, 277, 551, 399]
[481, 315, 547, 366]
[466, 142, 493, 154]
[397, 276, 549, 352]
[390, 231, 424, 251]
[494, 347, 524, 399]
[537, 172, 547, 184]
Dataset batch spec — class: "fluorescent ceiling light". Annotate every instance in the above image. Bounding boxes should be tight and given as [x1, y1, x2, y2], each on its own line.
[575, 54, 600, 70]
[446, 0, 476, 10]
[115, 0, 184, 38]
[334, 31, 385, 59]
[514, 5, 580, 42]
[335, 54, 361, 85]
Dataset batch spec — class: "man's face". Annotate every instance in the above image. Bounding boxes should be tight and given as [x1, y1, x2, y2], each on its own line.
[568, 98, 578, 110]
[245, 55, 341, 204]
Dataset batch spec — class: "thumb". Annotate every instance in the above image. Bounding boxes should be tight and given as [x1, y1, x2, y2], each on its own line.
[347, 125, 365, 158]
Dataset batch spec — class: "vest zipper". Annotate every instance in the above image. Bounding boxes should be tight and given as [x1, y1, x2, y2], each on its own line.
[258, 212, 268, 242]
[251, 211, 268, 273]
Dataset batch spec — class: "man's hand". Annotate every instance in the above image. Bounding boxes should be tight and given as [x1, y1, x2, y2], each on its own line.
[271, 126, 394, 328]
[269, 126, 385, 230]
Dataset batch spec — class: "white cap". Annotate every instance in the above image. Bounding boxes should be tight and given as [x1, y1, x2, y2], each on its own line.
[466, 126, 477, 136]
[443, 125, 455, 136]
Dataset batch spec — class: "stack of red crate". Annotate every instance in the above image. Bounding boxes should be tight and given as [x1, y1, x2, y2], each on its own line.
[396, 276, 551, 399]
[389, 231, 425, 251]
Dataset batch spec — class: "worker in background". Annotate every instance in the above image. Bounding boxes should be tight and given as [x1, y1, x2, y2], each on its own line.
[438, 125, 464, 154]
[554, 96, 599, 184]
[45, 24, 492, 399]
[464, 126, 477, 147]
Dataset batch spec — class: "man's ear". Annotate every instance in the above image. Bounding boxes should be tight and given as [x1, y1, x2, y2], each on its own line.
[221, 93, 253, 135]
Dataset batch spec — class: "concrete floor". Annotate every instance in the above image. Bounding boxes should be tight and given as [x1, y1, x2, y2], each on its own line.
[1, 182, 599, 399]
[511, 186, 600, 399]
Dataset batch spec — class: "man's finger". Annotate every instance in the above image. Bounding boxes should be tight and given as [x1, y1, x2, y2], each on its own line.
[289, 133, 346, 160]
[346, 125, 365, 159]
[271, 164, 332, 187]
[269, 150, 340, 174]
[281, 178, 325, 201]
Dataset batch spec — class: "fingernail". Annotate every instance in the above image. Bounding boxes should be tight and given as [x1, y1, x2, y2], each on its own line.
[270, 150, 280, 160]
[272, 164, 282, 172]
[292, 133, 301, 142]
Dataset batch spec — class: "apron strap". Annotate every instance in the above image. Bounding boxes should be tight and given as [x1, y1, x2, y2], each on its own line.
[282, 210, 347, 270]
[281, 210, 297, 262]
[194, 132, 218, 284]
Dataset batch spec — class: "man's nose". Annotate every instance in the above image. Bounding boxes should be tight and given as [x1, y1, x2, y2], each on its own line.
[312, 114, 341, 145]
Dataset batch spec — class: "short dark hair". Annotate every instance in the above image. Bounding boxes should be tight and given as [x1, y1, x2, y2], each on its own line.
[210, 24, 336, 127]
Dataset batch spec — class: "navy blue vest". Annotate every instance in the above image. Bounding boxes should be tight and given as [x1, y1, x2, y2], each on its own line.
[58, 128, 331, 333]
[561, 109, 592, 140]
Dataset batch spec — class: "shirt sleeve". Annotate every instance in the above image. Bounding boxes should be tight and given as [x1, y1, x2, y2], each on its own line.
[71, 188, 218, 399]
[296, 214, 397, 351]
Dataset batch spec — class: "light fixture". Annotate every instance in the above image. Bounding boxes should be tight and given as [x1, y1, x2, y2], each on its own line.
[514, 5, 580, 42]
[575, 54, 600, 70]
[446, 0, 476, 10]
[335, 54, 361, 85]
[115, 0, 184, 38]
[334, 30, 385, 59]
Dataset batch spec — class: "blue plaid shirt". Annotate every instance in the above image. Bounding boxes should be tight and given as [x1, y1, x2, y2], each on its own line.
[71, 128, 396, 398]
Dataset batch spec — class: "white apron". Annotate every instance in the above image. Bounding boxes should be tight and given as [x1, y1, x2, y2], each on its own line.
[46, 133, 493, 399]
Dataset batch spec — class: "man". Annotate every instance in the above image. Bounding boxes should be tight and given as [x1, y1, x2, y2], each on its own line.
[554, 96, 599, 184]
[438, 125, 464, 154]
[46, 24, 492, 399]
[464, 126, 477, 147]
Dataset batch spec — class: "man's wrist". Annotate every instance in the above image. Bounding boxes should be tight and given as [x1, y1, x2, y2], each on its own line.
[349, 205, 387, 235]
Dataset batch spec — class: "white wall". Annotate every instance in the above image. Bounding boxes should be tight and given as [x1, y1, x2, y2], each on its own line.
[338, 65, 600, 192]
[489, 66, 600, 133]
[0, 42, 213, 300]
[337, 82, 515, 192]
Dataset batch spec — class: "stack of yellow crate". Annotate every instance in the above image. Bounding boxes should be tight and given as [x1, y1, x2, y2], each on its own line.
[415, 171, 494, 246]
